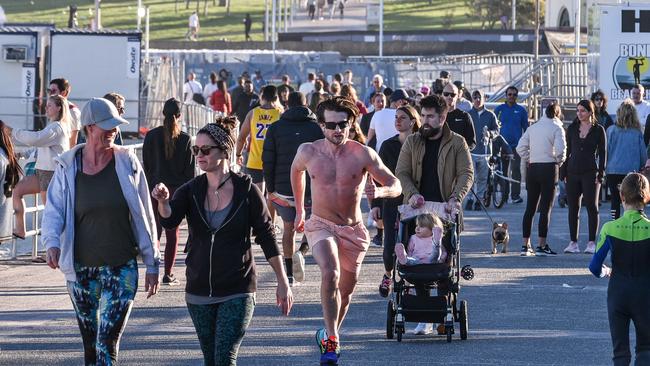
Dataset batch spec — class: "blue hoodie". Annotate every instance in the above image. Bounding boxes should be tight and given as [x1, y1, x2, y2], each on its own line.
[494, 103, 528, 148]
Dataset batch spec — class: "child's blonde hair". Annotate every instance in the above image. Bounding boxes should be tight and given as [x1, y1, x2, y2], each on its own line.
[620, 172, 650, 208]
[416, 213, 443, 231]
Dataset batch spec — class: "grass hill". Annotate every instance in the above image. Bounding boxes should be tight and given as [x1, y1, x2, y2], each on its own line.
[1, 0, 525, 42]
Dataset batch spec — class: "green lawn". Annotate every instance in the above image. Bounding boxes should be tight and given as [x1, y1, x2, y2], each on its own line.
[1, 0, 533, 41]
[1, 0, 268, 42]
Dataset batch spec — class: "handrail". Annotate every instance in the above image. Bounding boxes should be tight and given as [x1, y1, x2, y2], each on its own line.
[10, 194, 44, 261]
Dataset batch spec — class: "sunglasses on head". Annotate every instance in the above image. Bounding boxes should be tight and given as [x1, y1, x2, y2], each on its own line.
[191, 145, 221, 156]
[442, 92, 456, 98]
[323, 121, 350, 130]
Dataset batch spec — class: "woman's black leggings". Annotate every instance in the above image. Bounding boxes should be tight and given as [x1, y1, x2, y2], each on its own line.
[607, 174, 626, 220]
[567, 171, 600, 242]
[382, 198, 401, 272]
[522, 163, 558, 238]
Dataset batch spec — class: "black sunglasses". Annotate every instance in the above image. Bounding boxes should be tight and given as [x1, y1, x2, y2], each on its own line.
[507, 93, 518, 96]
[323, 121, 350, 130]
[191, 145, 221, 156]
[442, 92, 456, 98]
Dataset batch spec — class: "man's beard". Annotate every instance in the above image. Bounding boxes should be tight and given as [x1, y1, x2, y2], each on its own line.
[420, 125, 441, 138]
[325, 133, 346, 146]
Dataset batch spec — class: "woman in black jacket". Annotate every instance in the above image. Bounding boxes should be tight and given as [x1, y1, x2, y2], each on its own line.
[152, 117, 292, 366]
[143, 98, 195, 285]
[377, 105, 420, 297]
[561, 100, 607, 255]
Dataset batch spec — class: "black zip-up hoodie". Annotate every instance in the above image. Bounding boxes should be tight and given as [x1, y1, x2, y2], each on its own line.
[160, 172, 279, 297]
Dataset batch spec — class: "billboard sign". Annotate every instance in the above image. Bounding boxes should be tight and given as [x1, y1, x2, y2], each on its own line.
[599, 5, 650, 109]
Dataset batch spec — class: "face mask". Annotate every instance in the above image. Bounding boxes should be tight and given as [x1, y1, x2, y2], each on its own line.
[420, 125, 441, 138]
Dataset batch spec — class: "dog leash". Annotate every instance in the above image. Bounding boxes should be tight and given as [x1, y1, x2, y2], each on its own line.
[469, 187, 497, 227]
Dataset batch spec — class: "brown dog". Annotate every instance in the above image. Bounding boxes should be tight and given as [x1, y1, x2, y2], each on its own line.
[491, 222, 510, 254]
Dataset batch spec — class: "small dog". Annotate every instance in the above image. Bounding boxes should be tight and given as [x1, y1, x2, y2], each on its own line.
[491, 222, 510, 254]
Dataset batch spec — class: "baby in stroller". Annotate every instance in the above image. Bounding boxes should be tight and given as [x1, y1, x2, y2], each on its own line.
[394, 213, 447, 266]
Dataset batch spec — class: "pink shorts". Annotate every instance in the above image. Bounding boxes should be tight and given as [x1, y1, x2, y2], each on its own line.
[304, 215, 370, 275]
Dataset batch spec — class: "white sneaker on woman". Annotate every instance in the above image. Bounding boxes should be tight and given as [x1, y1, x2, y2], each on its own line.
[413, 323, 433, 335]
[584, 242, 596, 254]
[563, 242, 580, 254]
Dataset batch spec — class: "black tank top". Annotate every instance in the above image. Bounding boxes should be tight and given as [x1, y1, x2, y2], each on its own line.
[74, 151, 138, 267]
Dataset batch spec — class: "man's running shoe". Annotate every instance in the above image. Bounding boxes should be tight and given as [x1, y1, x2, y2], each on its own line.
[316, 328, 327, 354]
[378, 274, 391, 297]
[292, 251, 305, 283]
[520, 246, 534, 257]
[535, 245, 557, 256]
[320, 336, 340, 365]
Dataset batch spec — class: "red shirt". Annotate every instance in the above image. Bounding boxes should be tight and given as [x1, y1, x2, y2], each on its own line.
[210, 90, 232, 115]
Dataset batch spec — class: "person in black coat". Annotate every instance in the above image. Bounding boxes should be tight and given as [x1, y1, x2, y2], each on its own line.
[262, 91, 324, 284]
[152, 117, 292, 365]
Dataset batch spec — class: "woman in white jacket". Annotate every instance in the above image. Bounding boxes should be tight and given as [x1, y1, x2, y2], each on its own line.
[9, 95, 71, 239]
[516, 102, 567, 257]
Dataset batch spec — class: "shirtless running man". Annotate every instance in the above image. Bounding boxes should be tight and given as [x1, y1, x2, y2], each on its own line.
[291, 97, 402, 365]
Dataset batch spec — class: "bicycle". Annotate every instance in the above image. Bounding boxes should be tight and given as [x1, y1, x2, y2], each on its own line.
[483, 153, 511, 209]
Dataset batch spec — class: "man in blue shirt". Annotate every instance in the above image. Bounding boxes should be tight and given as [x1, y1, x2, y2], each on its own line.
[494, 86, 528, 203]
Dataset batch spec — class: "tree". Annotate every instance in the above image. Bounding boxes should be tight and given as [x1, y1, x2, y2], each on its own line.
[464, 0, 544, 29]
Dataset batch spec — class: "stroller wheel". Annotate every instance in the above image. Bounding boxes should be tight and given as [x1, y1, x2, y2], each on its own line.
[396, 325, 403, 342]
[446, 326, 453, 343]
[460, 300, 469, 340]
[386, 300, 395, 339]
[461, 265, 474, 281]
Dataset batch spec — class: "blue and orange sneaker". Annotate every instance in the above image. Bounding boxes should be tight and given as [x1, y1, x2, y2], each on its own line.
[320, 336, 340, 365]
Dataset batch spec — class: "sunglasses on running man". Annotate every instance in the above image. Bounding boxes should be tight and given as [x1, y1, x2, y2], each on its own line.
[323, 121, 350, 130]
[442, 92, 456, 98]
[191, 145, 221, 156]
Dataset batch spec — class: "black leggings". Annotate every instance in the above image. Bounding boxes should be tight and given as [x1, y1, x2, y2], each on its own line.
[522, 163, 557, 238]
[607, 174, 626, 220]
[381, 198, 401, 272]
[566, 171, 600, 242]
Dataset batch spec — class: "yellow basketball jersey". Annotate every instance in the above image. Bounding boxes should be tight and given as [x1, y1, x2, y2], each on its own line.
[246, 106, 281, 170]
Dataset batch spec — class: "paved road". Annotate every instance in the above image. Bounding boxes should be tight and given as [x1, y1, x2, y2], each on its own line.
[0, 194, 619, 365]
[285, 0, 368, 34]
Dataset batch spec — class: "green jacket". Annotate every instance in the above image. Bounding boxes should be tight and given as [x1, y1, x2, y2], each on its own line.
[395, 124, 474, 228]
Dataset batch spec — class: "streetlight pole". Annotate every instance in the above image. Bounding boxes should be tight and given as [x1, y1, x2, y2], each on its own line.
[574, 0, 581, 57]
[265, 0, 269, 41]
[145, 6, 150, 62]
[511, 0, 516, 30]
[379, 0, 383, 58]
[137, 0, 142, 31]
[94, 0, 102, 30]
[272, 0, 276, 64]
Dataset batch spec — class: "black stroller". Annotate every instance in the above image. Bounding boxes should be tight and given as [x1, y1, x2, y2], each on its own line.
[386, 202, 474, 342]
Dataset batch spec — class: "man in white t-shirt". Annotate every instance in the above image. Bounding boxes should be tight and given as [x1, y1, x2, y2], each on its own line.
[202, 72, 218, 109]
[299, 72, 316, 96]
[183, 72, 203, 104]
[186, 11, 200, 41]
[48, 78, 81, 147]
[367, 88, 410, 152]
[632, 84, 650, 129]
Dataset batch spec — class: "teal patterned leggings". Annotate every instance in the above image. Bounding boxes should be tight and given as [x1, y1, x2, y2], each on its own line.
[186, 296, 255, 366]
[66, 259, 138, 366]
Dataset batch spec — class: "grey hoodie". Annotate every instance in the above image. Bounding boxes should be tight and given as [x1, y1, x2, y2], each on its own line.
[42, 144, 160, 282]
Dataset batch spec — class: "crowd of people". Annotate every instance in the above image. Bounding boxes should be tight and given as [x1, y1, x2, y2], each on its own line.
[0, 70, 649, 365]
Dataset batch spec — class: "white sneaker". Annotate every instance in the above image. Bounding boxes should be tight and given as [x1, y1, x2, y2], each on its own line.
[584, 242, 596, 254]
[563, 242, 580, 254]
[292, 251, 305, 283]
[413, 323, 433, 335]
[366, 215, 375, 228]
